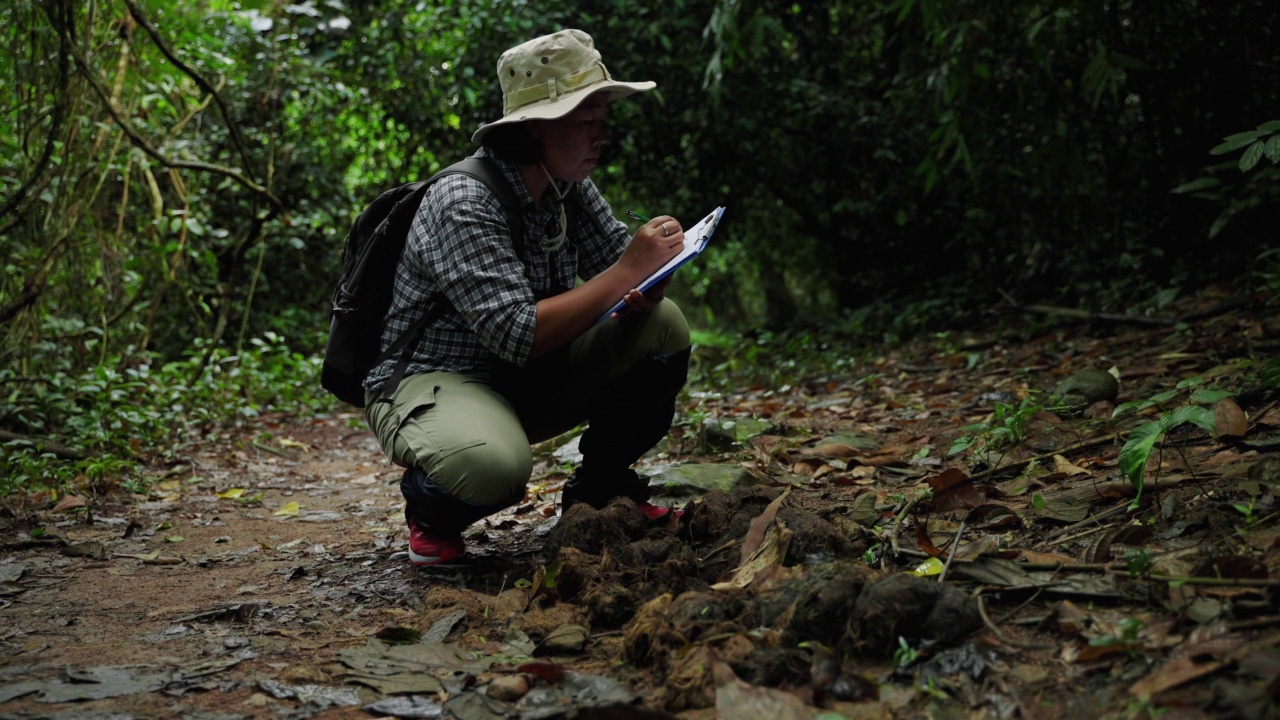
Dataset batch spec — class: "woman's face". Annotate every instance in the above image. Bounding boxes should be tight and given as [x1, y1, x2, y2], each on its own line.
[533, 92, 610, 182]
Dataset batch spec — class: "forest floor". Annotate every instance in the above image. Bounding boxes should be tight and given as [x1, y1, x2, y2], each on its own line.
[2, 287, 1279, 720]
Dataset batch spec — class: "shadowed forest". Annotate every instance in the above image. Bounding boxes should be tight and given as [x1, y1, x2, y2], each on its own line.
[2, 2, 1280, 719]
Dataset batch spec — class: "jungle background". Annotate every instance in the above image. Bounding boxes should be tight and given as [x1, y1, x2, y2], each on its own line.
[3, 0, 1279, 539]
[4, 2, 1280, 719]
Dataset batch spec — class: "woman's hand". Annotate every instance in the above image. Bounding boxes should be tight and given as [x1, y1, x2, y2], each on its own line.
[614, 277, 672, 317]
[619, 215, 683, 277]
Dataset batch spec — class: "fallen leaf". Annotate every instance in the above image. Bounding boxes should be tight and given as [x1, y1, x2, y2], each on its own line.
[1053, 455, 1091, 476]
[1212, 398, 1248, 440]
[217, 488, 245, 499]
[273, 502, 301, 517]
[1132, 660, 1224, 699]
[737, 487, 790, 563]
[912, 557, 945, 576]
[712, 657, 813, 720]
[925, 468, 983, 511]
[53, 495, 88, 512]
[712, 520, 793, 591]
[966, 503, 1024, 530]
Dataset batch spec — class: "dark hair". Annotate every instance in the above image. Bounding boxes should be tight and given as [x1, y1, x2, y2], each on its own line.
[480, 122, 544, 165]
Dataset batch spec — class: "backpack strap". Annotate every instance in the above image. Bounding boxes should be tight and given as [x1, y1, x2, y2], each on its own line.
[376, 157, 526, 403]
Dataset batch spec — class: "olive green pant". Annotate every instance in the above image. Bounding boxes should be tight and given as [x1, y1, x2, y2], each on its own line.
[364, 299, 690, 508]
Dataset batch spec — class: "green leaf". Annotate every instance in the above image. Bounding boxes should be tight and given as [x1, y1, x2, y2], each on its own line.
[1165, 405, 1216, 435]
[948, 436, 975, 456]
[1264, 135, 1280, 165]
[1240, 141, 1266, 173]
[1210, 131, 1267, 155]
[1208, 212, 1231, 239]
[1257, 120, 1280, 133]
[1262, 358, 1280, 389]
[1189, 388, 1233, 404]
[1119, 420, 1164, 489]
[1170, 177, 1220, 194]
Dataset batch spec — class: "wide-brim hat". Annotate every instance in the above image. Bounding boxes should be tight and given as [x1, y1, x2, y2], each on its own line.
[471, 29, 655, 144]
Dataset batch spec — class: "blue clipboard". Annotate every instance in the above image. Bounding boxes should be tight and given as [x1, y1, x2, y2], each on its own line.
[598, 206, 726, 323]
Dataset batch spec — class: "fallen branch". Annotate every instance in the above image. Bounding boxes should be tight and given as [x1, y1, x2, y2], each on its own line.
[0, 430, 85, 460]
[1010, 299, 1247, 327]
[968, 433, 1119, 483]
[974, 587, 1056, 651]
[1039, 500, 1131, 546]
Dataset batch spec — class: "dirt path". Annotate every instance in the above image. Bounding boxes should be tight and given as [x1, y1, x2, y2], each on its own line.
[2, 297, 1279, 719]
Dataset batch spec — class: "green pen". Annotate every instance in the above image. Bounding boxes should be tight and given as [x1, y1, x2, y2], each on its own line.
[626, 210, 650, 223]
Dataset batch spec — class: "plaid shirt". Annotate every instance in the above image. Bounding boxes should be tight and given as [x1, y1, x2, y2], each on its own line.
[365, 149, 629, 390]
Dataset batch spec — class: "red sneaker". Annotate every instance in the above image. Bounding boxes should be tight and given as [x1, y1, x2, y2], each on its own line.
[406, 517, 464, 566]
[635, 501, 684, 522]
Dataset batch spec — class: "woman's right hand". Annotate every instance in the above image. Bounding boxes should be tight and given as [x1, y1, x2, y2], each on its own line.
[620, 215, 684, 276]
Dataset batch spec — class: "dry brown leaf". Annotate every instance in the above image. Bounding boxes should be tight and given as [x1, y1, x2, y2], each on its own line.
[1052, 455, 1090, 476]
[1130, 656, 1225, 698]
[712, 657, 813, 720]
[966, 503, 1024, 530]
[738, 487, 789, 563]
[53, 495, 88, 512]
[1212, 398, 1248, 440]
[1019, 550, 1077, 565]
[925, 468, 984, 512]
[914, 516, 943, 556]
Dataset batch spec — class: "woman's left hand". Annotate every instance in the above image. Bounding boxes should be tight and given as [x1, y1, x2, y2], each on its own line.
[615, 277, 671, 316]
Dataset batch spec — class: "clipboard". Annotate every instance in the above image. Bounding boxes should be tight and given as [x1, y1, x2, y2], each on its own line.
[598, 206, 726, 323]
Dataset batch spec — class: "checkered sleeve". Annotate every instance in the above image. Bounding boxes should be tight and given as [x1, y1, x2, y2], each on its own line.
[571, 178, 629, 280]
[409, 175, 537, 365]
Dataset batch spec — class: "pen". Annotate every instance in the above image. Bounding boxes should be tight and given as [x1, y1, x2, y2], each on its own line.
[626, 210, 650, 223]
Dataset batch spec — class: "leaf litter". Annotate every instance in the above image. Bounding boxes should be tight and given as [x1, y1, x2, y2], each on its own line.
[0, 292, 1278, 718]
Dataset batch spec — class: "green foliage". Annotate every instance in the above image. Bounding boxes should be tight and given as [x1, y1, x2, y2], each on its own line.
[1262, 356, 1280, 390]
[1, 332, 330, 497]
[1174, 120, 1280, 241]
[1116, 379, 1223, 507]
[1089, 616, 1144, 654]
[892, 636, 919, 669]
[948, 396, 1041, 458]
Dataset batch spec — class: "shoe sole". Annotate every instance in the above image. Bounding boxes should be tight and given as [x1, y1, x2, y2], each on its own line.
[408, 547, 463, 565]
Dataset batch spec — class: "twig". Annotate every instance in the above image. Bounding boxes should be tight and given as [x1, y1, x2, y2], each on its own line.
[1040, 500, 1131, 545]
[1139, 574, 1280, 588]
[250, 441, 293, 458]
[1014, 561, 1280, 588]
[1045, 523, 1112, 548]
[0, 430, 85, 460]
[63, 40, 280, 208]
[973, 587, 1055, 650]
[938, 519, 966, 583]
[967, 434, 1120, 483]
[884, 493, 926, 561]
[1228, 616, 1280, 632]
[121, 0, 257, 177]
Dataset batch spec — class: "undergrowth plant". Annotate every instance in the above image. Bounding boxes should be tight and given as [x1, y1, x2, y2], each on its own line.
[0, 333, 333, 500]
[948, 395, 1042, 460]
[1114, 377, 1232, 509]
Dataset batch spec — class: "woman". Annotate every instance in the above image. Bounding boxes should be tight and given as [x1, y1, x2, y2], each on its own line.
[363, 29, 692, 565]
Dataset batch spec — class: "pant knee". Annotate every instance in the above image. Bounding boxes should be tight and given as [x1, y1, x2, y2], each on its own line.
[639, 299, 691, 357]
[434, 443, 532, 508]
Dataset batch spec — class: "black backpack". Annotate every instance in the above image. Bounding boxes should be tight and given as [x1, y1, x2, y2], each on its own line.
[320, 157, 524, 408]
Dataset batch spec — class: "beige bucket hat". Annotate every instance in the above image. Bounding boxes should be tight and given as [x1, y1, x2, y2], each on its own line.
[471, 29, 655, 143]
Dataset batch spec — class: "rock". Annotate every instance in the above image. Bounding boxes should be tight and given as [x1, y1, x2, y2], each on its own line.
[538, 624, 589, 655]
[1052, 367, 1119, 415]
[648, 463, 762, 500]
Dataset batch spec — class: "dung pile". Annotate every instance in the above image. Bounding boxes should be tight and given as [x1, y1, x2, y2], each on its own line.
[541, 486, 982, 711]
